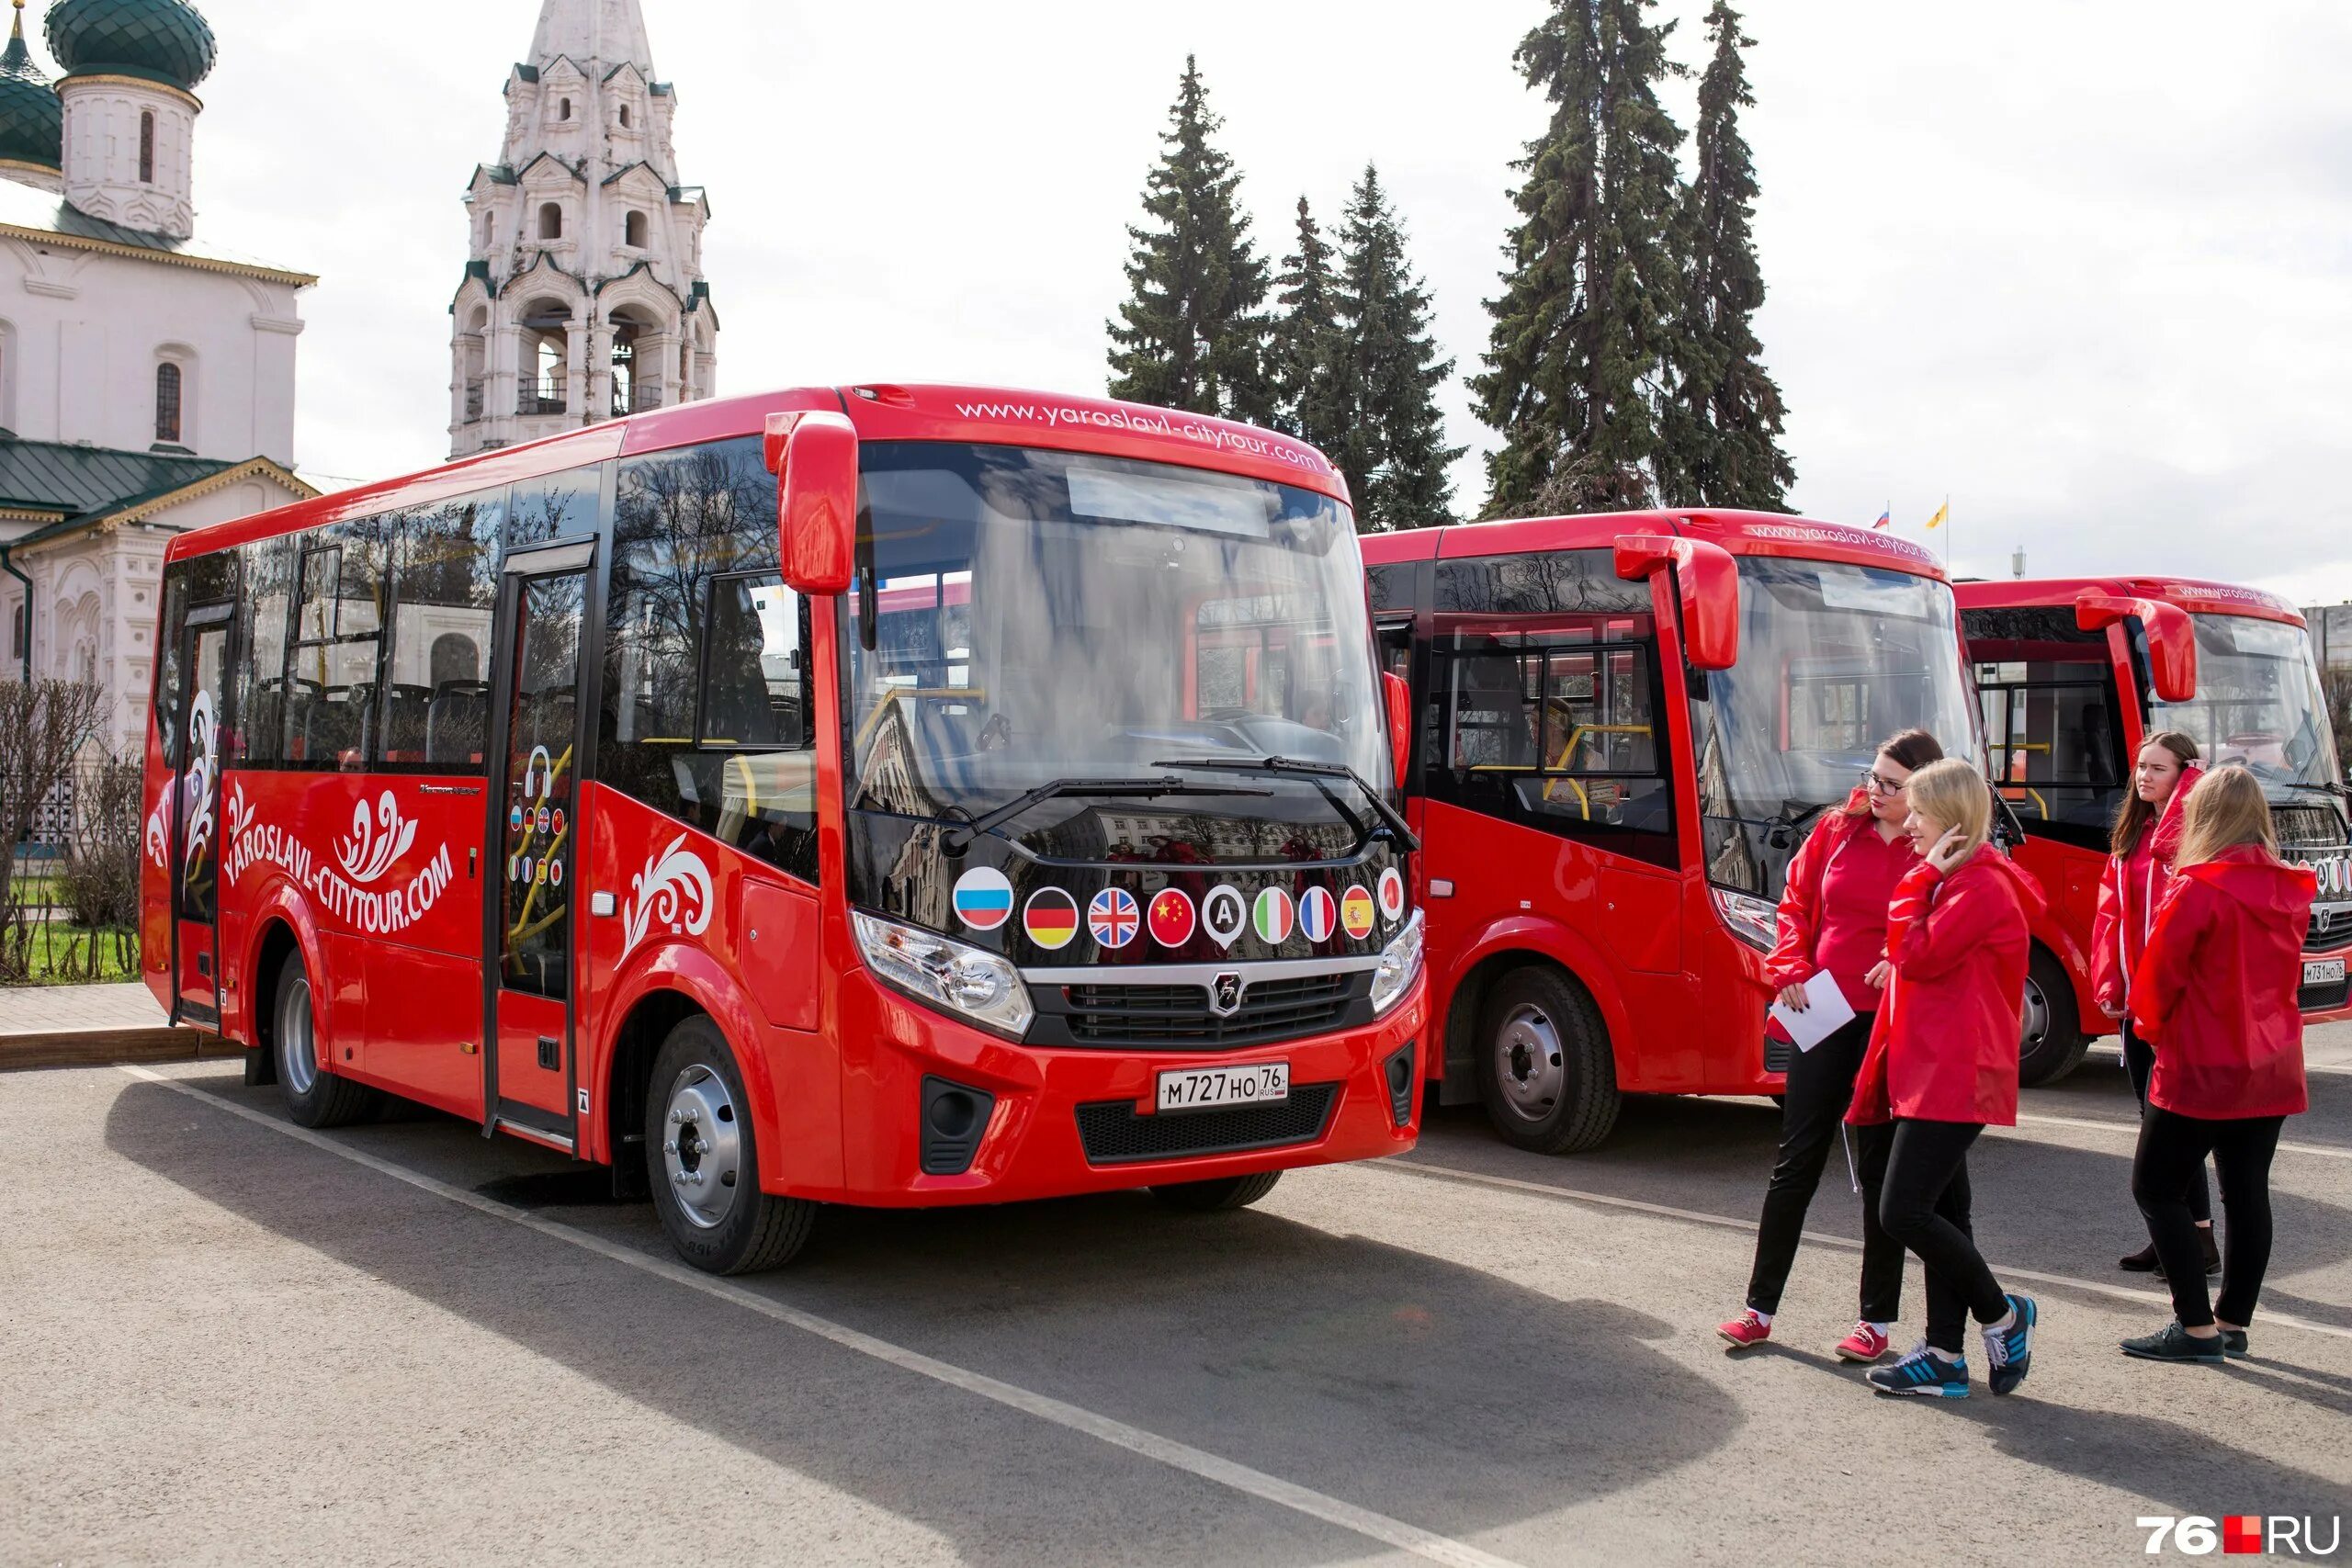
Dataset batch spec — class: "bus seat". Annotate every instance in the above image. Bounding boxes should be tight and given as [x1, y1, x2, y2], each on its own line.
[426, 680, 490, 766]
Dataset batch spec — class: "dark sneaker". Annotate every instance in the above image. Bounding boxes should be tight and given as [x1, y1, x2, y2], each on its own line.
[2119, 1241, 2160, 1272]
[1866, 1340, 1970, 1398]
[2120, 1322, 2226, 1363]
[2220, 1328, 2249, 1359]
[1983, 1293, 2038, 1395]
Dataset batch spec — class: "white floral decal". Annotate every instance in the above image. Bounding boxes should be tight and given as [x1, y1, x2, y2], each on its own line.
[183, 691, 219, 864]
[623, 832, 715, 956]
[142, 792, 170, 870]
[336, 791, 419, 886]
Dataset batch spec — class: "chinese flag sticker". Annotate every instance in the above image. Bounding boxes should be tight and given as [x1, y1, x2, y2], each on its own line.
[2224, 1517, 2263, 1555]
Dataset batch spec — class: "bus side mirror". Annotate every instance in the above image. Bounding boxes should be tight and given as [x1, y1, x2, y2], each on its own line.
[1383, 671, 1412, 791]
[764, 411, 857, 594]
[2076, 592, 2198, 705]
[1613, 535, 1739, 671]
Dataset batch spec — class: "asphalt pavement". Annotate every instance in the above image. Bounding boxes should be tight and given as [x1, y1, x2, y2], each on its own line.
[3, 1043, 2348, 1567]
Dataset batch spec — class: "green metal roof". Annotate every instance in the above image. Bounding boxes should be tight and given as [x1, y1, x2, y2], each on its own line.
[0, 7, 61, 171]
[0, 178, 314, 283]
[44, 0, 216, 93]
[0, 435, 229, 524]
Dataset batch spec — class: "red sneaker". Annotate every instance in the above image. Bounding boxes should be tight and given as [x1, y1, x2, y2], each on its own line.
[1718, 1309, 1772, 1349]
[1834, 1322, 1891, 1363]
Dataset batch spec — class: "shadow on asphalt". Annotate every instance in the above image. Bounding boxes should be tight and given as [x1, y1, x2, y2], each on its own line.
[104, 1075, 1737, 1563]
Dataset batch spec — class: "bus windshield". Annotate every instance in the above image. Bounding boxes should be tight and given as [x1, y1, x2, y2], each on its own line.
[843, 443, 1385, 840]
[2150, 615, 2346, 805]
[1694, 556, 1976, 898]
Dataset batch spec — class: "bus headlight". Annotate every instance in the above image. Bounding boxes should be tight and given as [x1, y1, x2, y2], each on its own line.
[852, 911, 1035, 1039]
[1711, 886, 1778, 953]
[1369, 909, 1426, 1017]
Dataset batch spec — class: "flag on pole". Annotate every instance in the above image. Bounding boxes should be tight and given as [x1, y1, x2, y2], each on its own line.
[1872, 507, 1891, 531]
[1926, 502, 1950, 531]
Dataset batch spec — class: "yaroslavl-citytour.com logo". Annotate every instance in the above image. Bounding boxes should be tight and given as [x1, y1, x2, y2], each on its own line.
[2138, 1516, 2344, 1557]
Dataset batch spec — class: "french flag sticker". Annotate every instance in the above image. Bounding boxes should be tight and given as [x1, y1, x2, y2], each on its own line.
[1299, 886, 1338, 942]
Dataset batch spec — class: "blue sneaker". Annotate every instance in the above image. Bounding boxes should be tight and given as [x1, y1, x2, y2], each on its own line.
[1866, 1340, 1971, 1398]
[1984, 1293, 2038, 1395]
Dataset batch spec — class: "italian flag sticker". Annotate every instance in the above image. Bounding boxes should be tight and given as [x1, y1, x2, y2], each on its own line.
[1253, 886, 1295, 945]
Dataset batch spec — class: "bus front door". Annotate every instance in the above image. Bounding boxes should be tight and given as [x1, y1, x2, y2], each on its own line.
[167, 606, 232, 1027]
[482, 542, 594, 1148]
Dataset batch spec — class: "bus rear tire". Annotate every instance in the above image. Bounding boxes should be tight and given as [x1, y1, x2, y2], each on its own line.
[1150, 1170, 1283, 1212]
[1476, 965, 1620, 1155]
[274, 954, 378, 1129]
[645, 1015, 814, 1275]
[2018, 946, 2089, 1088]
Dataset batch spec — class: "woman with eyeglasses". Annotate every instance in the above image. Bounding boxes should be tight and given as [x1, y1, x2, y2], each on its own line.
[2092, 730, 2215, 1277]
[1719, 728, 1942, 1364]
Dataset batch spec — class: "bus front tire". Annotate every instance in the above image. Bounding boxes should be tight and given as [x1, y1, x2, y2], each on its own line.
[1150, 1170, 1283, 1212]
[1476, 965, 1621, 1155]
[2017, 946, 2089, 1088]
[273, 954, 378, 1129]
[644, 1015, 815, 1274]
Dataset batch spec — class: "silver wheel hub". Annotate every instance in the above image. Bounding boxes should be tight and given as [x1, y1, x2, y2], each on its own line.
[1493, 1003, 1564, 1122]
[278, 976, 318, 1095]
[662, 1066, 741, 1230]
[2019, 976, 2051, 1053]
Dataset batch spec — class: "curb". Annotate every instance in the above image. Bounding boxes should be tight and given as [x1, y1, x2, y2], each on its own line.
[0, 1028, 233, 1073]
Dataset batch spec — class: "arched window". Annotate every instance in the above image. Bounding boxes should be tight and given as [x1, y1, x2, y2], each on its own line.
[618, 103, 632, 130]
[138, 112, 154, 183]
[154, 362, 183, 444]
[624, 210, 648, 248]
[538, 203, 563, 240]
[558, 97, 572, 121]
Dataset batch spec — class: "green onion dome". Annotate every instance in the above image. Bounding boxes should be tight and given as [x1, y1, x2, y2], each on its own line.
[44, 0, 214, 94]
[0, 3, 62, 172]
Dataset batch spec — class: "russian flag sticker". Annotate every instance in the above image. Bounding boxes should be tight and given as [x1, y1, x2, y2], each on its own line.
[951, 866, 1015, 931]
[1299, 886, 1338, 942]
[1023, 887, 1080, 951]
[1253, 886, 1295, 945]
[1377, 865, 1407, 925]
[1340, 885, 1376, 940]
[1089, 887, 1140, 949]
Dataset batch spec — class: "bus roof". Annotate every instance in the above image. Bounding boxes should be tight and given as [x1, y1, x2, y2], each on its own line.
[1952, 576, 2304, 628]
[164, 383, 1348, 563]
[1359, 508, 1946, 581]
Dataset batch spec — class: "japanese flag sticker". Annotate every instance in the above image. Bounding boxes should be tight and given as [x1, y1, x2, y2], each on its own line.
[1377, 866, 1407, 925]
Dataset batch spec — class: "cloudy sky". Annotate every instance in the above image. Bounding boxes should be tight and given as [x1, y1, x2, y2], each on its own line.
[169, 0, 2352, 601]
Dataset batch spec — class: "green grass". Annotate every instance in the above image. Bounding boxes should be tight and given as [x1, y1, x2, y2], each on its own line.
[6, 921, 141, 986]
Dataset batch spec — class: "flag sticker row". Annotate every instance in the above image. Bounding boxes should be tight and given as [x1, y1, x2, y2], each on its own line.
[953, 867, 1407, 950]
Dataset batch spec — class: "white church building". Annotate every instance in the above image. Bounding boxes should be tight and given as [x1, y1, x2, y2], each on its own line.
[0, 0, 314, 753]
[449, 0, 718, 457]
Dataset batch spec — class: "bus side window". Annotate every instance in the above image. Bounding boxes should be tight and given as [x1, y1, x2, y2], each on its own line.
[383, 493, 501, 773]
[231, 535, 293, 767]
[285, 518, 389, 772]
[1435, 624, 1671, 836]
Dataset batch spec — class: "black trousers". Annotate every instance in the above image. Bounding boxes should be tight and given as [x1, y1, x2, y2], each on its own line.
[2123, 1021, 2213, 1224]
[2132, 1107, 2285, 1329]
[1878, 1119, 2012, 1354]
[1745, 1014, 1904, 1323]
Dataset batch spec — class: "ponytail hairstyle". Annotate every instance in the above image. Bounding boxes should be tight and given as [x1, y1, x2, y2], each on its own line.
[2110, 729, 2200, 857]
[1906, 757, 1993, 861]
[1846, 728, 1947, 815]
[2176, 763, 2276, 868]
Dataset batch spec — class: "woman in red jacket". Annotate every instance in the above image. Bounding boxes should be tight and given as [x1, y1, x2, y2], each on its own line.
[2122, 766, 2314, 1362]
[1718, 729, 1942, 1363]
[2092, 731, 2214, 1274]
[1847, 759, 2041, 1398]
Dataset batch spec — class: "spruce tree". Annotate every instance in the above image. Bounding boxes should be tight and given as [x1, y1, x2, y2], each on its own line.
[1269, 197, 1347, 455]
[1334, 164, 1464, 530]
[1662, 0, 1794, 509]
[1105, 57, 1274, 424]
[1471, 0, 1687, 516]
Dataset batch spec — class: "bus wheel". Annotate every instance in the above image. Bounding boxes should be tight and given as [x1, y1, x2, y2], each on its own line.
[1149, 1170, 1283, 1212]
[273, 954, 377, 1129]
[1476, 966, 1620, 1155]
[2018, 946, 2089, 1088]
[645, 1015, 814, 1274]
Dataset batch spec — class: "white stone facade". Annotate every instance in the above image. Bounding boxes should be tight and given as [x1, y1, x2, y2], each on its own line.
[59, 73, 196, 239]
[449, 0, 718, 458]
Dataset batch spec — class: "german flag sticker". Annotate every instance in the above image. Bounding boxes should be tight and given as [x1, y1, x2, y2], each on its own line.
[1023, 887, 1080, 951]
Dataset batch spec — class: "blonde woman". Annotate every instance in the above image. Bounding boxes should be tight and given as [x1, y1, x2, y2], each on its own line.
[2123, 766, 2315, 1362]
[1846, 759, 2042, 1398]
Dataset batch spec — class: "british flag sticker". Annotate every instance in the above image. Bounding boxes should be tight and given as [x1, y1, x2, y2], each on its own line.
[1088, 886, 1140, 950]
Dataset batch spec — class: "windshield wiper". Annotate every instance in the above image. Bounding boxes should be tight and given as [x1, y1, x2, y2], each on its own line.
[938, 775, 1270, 853]
[1763, 798, 1834, 851]
[1153, 754, 1421, 852]
[2256, 774, 2352, 803]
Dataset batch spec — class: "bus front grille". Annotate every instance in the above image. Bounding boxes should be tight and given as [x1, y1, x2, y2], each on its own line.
[1057, 975, 1354, 1048]
[1073, 1082, 1340, 1165]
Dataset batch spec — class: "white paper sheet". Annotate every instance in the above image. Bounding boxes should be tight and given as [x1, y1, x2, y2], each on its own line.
[1767, 969, 1857, 1053]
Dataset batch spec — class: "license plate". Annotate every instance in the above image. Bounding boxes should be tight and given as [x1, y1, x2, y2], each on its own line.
[1156, 1061, 1290, 1114]
[2303, 958, 2346, 987]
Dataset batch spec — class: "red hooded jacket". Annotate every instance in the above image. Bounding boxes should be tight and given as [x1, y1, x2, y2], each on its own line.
[2130, 844, 2313, 1120]
[1848, 844, 2043, 1127]
[1767, 788, 1922, 1013]
[2091, 765, 2204, 1014]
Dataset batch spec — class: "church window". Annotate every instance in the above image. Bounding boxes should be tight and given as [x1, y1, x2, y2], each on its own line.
[559, 97, 572, 121]
[539, 203, 563, 241]
[154, 363, 183, 445]
[139, 113, 154, 184]
[625, 210, 649, 248]
[618, 104, 632, 130]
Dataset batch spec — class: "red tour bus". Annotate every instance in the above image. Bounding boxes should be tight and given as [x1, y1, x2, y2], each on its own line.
[1362, 511, 1977, 1152]
[140, 384, 1430, 1273]
[1957, 576, 2352, 1081]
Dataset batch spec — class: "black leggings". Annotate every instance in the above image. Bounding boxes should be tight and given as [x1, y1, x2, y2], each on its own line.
[2132, 1107, 2285, 1329]
[2123, 1021, 2213, 1224]
[1745, 1014, 1904, 1322]
[1878, 1119, 2011, 1354]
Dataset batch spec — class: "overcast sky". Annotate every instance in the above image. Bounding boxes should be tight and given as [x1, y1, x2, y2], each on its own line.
[174, 1, 2352, 602]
